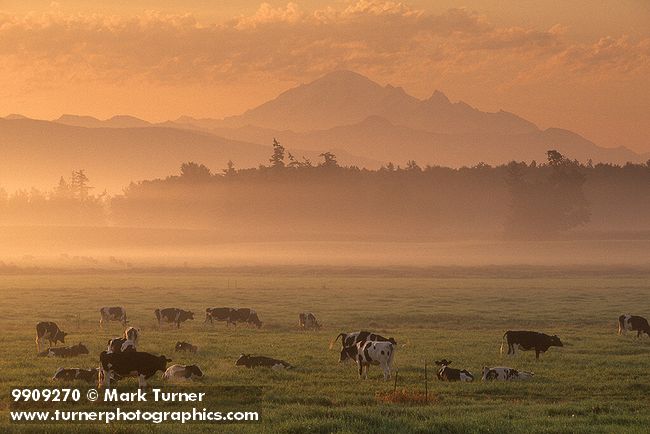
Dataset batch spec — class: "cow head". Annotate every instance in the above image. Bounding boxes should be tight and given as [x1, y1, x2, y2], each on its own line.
[187, 365, 204, 378]
[185, 311, 195, 321]
[235, 354, 251, 366]
[481, 367, 492, 381]
[550, 335, 563, 347]
[339, 346, 357, 363]
[75, 343, 89, 355]
[55, 330, 68, 344]
[157, 355, 172, 371]
[252, 315, 263, 328]
[435, 359, 452, 367]
[175, 342, 183, 351]
[388, 338, 397, 346]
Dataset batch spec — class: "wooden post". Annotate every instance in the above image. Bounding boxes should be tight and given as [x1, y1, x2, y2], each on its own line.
[393, 369, 398, 393]
[424, 360, 428, 403]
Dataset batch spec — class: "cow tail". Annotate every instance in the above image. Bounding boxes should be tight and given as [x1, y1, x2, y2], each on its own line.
[329, 333, 345, 350]
[500, 331, 509, 356]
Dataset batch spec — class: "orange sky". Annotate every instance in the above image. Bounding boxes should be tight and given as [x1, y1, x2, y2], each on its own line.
[1, 1, 649, 152]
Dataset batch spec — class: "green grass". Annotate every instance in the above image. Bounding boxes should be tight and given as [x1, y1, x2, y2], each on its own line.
[1, 270, 650, 433]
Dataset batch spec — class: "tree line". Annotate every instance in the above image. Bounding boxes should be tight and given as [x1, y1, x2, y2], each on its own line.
[1, 141, 649, 238]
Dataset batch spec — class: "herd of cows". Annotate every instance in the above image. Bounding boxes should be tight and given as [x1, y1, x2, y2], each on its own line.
[33, 307, 650, 388]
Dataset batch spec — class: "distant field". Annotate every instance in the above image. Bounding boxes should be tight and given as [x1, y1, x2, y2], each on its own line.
[1, 269, 650, 433]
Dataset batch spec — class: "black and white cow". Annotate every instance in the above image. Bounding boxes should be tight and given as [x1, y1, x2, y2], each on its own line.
[163, 364, 204, 381]
[175, 341, 198, 353]
[482, 366, 534, 381]
[107, 338, 126, 354]
[333, 331, 397, 362]
[52, 367, 98, 383]
[39, 343, 89, 358]
[99, 307, 128, 327]
[618, 314, 650, 338]
[299, 312, 321, 330]
[434, 359, 474, 382]
[124, 326, 139, 343]
[340, 341, 394, 380]
[501, 330, 563, 359]
[99, 351, 171, 388]
[35, 322, 68, 353]
[235, 355, 292, 370]
[205, 307, 235, 326]
[231, 308, 263, 328]
[155, 308, 194, 329]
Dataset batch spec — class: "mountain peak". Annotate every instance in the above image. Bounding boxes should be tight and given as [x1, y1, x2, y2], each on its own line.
[426, 90, 451, 105]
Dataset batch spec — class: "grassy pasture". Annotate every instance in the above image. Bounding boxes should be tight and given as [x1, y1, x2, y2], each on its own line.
[1, 269, 649, 433]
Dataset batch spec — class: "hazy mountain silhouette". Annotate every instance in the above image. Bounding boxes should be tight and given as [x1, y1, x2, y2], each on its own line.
[175, 70, 644, 165]
[55, 114, 152, 128]
[0, 118, 378, 192]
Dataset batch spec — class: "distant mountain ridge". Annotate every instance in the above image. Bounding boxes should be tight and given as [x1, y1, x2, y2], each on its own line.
[3, 70, 647, 180]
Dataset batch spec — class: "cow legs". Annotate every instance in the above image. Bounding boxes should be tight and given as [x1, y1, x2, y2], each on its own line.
[508, 343, 515, 356]
[535, 349, 540, 360]
[138, 374, 147, 389]
[101, 368, 111, 388]
[381, 361, 390, 381]
[35, 336, 42, 353]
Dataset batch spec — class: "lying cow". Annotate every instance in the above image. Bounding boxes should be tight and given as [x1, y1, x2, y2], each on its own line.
[35, 322, 67, 353]
[39, 343, 89, 358]
[175, 341, 198, 353]
[434, 359, 474, 382]
[482, 367, 534, 381]
[52, 367, 98, 383]
[501, 330, 563, 359]
[205, 307, 235, 326]
[163, 364, 204, 381]
[155, 308, 194, 329]
[299, 312, 321, 330]
[235, 355, 292, 370]
[618, 314, 650, 338]
[99, 307, 128, 328]
[340, 341, 394, 380]
[333, 331, 397, 362]
[99, 351, 171, 388]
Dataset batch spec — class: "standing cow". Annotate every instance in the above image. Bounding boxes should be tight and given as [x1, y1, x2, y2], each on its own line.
[340, 341, 395, 380]
[299, 312, 321, 330]
[618, 314, 650, 338]
[333, 331, 397, 362]
[205, 307, 235, 326]
[99, 307, 128, 328]
[35, 322, 68, 353]
[155, 308, 194, 329]
[99, 351, 171, 388]
[501, 330, 563, 359]
[231, 308, 263, 328]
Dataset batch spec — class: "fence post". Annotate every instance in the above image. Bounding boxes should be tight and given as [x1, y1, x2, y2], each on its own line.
[393, 369, 398, 393]
[424, 360, 428, 403]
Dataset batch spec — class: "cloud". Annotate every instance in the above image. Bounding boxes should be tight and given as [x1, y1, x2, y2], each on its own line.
[0, 1, 647, 90]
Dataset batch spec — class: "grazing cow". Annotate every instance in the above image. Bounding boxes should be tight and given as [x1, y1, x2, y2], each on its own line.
[39, 343, 89, 358]
[299, 312, 321, 330]
[175, 341, 198, 353]
[123, 327, 140, 343]
[35, 322, 68, 353]
[618, 314, 650, 338]
[205, 307, 235, 326]
[501, 330, 563, 359]
[155, 308, 194, 329]
[231, 308, 263, 328]
[333, 331, 397, 362]
[481, 367, 534, 381]
[99, 307, 128, 327]
[340, 341, 394, 380]
[163, 364, 204, 381]
[434, 359, 474, 382]
[52, 367, 98, 383]
[235, 355, 292, 370]
[99, 351, 171, 388]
